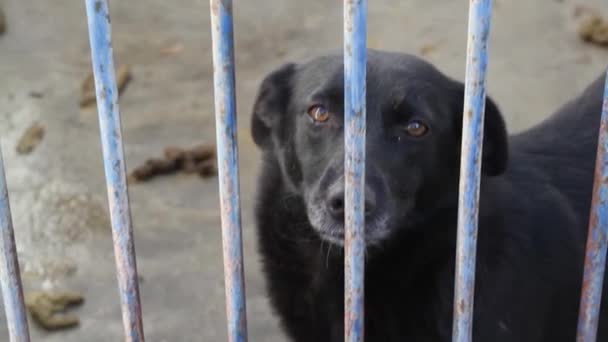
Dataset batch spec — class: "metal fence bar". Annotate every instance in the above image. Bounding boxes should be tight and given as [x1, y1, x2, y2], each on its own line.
[452, 1, 494, 341]
[344, 1, 367, 341]
[576, 71, 608, 342]
[209, 1, 248, 342]
[0, 147, 30, 342]
[84, 1, 145, 341]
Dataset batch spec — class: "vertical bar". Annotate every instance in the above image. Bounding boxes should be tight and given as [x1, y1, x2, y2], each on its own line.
[84, 2, 145, 341]
[209, 1, 248, 342]
[0, 147, 30, 342]
[344, 1, 367, 342]
[576, 71, 608, 342]
[452, 1, 494, 341]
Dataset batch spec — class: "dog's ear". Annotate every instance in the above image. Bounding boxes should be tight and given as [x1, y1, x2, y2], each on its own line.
[451, 82, 508, 176]
[251, 63, 297, 148]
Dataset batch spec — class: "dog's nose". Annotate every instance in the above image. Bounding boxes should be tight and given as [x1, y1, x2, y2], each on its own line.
[326, 185, 376, 220]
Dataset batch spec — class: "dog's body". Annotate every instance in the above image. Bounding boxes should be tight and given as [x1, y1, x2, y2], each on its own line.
[250, 50, 607, 341]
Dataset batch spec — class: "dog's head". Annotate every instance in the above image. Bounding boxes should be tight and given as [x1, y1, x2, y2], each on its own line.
[251, 50, 508, 246]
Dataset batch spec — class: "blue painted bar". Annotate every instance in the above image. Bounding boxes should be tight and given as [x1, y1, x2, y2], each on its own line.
[452, 1, 494, 341]
[209, 1, 248, 342]
[84, 1, 145, 341]
[576, 71, 608, 342]
[344, 1, 367, 341]
[0, 147, 30, 342]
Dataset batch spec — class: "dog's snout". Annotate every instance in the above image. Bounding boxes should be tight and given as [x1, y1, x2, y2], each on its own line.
[326, 185, 377, 220]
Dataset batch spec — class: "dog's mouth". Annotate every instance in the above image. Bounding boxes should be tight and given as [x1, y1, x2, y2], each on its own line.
[306, 203, 392, 246]
[317, 230, 346, 246]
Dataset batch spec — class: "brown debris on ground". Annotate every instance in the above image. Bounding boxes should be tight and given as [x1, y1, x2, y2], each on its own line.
[578, 14, 608, 46]
[16, 122, 45, 155]
[80, 64, 132, 107]
[419, 43, 439, 57]
[25, 290, 84, 331]
[128, 144, 216, 183]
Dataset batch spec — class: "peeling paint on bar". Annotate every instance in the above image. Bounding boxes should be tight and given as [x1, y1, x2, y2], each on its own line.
[0, 147, 30, 342]
[576, 71, 608, 342]
[84, 1, 145, 341]
[452, 1, 494, 342]
[209, 1, 248, 342]
[344, 1, 367, 342]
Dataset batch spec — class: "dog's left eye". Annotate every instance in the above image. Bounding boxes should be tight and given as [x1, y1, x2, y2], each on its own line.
[307, 105, 331, 123]
[403, 120, 429, 137]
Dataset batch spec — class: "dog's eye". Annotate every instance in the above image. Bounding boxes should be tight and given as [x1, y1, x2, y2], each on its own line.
[404, 120, 429, 137]
[307, 105, 330, 123]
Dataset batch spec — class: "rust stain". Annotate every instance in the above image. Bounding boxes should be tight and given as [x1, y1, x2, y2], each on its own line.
[578, 113, 608, 336]
[80, 64, 132, 108]
[211, 0, 220, 16]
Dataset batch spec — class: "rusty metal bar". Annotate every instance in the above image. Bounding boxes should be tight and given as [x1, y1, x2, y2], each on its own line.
[344, 0, 367, 341]
[0, 147, 30, 342]
[576, 71, 608, 342]
[84, 1, 145, 341]
[452, 1, 494, 341]
[209, 1, 249, 342]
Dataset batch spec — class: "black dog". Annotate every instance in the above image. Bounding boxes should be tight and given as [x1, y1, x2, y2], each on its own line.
[250, 49, 607, 341]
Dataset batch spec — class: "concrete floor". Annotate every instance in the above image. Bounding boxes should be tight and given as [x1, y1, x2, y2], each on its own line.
[0, 0, 607, 340]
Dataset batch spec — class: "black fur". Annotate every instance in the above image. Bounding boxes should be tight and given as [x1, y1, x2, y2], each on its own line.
[250, 50, 608, 341]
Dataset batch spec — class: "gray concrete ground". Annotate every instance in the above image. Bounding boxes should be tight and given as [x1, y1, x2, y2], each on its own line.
[0, 0, 608, 341]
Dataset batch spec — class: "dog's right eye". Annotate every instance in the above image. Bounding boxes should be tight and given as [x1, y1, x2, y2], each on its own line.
[403, 120, 429, 137]
[307, 105, 330, 123]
